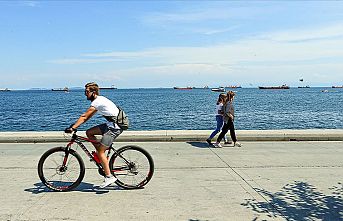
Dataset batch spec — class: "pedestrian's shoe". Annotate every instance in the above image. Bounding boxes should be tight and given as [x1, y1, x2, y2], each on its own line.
[234, 142, 242, 147]
[99, 176, 117, 188]
[206, 139, 212, 145]
[213, 142, 222, 148]
[224, 141, 232, 145]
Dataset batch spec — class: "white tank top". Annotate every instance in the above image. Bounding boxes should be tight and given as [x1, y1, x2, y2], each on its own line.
[215, 103, 223, 116]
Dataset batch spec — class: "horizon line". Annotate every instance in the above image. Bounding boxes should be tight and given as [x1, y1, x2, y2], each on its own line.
[2, 85, 342, 91]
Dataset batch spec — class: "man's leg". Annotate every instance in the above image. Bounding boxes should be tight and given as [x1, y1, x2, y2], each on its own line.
[95, 145, 111, 176]
[86, 126, 102, 148]
[86, 125, 111, 176]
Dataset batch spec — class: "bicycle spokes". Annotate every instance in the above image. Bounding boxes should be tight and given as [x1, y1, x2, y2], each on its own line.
[38, 147, 85, 191]
[110, 146, 154, 189]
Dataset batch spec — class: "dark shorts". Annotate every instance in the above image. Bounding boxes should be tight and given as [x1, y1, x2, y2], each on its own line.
[97, 123, 123, 147]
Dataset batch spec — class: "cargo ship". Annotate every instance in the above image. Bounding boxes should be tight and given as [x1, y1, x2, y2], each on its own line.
[0, 88, 10, 92]
[173, 87, 193, 90]
[259, 85, 290, 89]
[51, 87, 69, 92]
[226, 85, 242, 88]
[192, 86, 210, 89]
[332, 86, 343, 88]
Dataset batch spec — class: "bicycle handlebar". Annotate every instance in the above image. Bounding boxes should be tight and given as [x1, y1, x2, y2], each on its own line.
[65, 123, 79, 133]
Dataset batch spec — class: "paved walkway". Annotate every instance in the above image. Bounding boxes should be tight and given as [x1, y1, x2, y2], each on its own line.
[0, 141, 342, 221]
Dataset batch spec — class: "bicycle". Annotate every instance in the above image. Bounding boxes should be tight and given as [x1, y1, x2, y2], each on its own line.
[38, 130, 154, 192]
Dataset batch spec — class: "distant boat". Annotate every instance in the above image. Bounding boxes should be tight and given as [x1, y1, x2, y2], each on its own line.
[332, 86, 343, 88]
[259, 84, 290, 89]
[298, 86, 310, 88]
[100, 85, 117, 90]
[52, 87, 69, 92]
[211, 87, 225, 92]
[173, 87, 193, 90]
[226, 85, 242, 88]
[192, 86, 210, 89]
[0, 88, 10, 92]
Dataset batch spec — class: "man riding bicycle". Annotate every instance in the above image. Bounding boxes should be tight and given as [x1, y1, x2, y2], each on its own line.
[65, 82, 122, 188]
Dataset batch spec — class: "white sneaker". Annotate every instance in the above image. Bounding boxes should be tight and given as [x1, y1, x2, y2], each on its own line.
[234, 142, 242, 147]
[213, 142, 222, 148]
[99, 176, 117, 188]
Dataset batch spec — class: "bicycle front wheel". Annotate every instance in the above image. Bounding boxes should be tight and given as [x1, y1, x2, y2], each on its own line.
[38, 147, 85, 192]
[109, 145, 154, 189]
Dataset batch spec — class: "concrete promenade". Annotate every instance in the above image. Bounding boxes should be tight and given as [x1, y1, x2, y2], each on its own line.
[0, 132, 342, 220]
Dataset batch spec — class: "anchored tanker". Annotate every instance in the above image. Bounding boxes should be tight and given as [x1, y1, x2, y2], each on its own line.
[259, 85, 290, 89]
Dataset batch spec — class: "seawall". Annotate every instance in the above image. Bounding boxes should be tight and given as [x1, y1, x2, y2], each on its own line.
[0, 129, 342, 143]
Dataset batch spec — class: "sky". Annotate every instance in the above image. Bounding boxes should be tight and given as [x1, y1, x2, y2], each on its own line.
[1, 1, 343, 89]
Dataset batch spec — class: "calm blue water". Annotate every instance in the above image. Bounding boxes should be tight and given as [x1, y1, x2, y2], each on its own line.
[0, 88, 342, 131]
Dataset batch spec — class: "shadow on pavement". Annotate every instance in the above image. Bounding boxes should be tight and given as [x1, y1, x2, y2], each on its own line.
[241, 181, 343, 221]
[25, 182, 127, 194]
[187, 142, 235, 149]
[187, 142, 211, 148]
[189, 219, 209, 221]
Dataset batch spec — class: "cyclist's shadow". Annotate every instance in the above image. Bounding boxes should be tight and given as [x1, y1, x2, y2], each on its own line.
[25, 182, 127, 195]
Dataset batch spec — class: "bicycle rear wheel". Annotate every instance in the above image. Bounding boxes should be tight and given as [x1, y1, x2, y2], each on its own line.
[109, 145, 154, 189]
[38, 147, 85, 192]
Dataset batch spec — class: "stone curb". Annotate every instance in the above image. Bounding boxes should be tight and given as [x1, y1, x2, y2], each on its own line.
[0, 129, 342, 143]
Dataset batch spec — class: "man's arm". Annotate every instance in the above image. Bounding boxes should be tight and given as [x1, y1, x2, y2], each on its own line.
[71, 106, 97, 130]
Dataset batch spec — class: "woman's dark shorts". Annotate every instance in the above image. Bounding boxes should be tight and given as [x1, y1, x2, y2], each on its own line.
[97, 123, 123, 147]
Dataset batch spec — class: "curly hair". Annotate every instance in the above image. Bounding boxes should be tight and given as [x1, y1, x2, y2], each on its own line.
[85, 82, 99, 95]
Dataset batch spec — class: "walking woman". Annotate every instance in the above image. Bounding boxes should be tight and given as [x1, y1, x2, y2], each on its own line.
[214, 91, 242, 148]
[206, 93, 230, 146]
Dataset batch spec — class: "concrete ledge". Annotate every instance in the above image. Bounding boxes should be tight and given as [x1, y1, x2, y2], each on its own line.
[0, 129, 342, 143]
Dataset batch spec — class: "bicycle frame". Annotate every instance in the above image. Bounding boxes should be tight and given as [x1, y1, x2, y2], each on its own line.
[62, 132, 131, 175]
[63, 133, 113, 171]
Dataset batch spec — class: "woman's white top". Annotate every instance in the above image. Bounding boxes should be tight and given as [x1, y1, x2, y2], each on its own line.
[215, 103, 224, 116]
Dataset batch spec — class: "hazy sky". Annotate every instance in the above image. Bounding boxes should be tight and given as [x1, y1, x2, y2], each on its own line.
[1, 1, 343, 89]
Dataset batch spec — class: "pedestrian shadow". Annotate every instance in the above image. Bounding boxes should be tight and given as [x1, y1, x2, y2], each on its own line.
[24, 182, 130, 195]
[187, 142, 235, 149]
[186, 142, 211, 148]
[241, 181, 343, 221]
[189, 219, 209, 221]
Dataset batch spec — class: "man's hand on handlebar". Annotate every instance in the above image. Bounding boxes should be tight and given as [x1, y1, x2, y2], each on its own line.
[64, 126, 77, 133]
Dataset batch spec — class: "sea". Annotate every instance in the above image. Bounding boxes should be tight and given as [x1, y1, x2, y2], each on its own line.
[0, 88, 342, 131]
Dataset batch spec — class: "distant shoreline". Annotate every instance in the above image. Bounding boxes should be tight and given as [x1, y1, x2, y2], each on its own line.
[1, 86, 342, 91]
